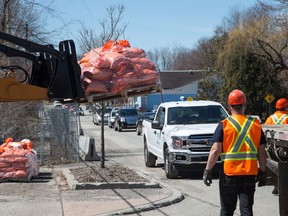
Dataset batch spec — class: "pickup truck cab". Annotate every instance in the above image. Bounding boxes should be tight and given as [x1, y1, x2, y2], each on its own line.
[142, 100, 229, 178]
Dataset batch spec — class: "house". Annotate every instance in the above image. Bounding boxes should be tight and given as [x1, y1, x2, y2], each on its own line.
[127, 70, 205, 111]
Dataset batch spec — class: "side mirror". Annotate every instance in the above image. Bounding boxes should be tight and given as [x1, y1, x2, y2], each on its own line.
[152, 121, 163, 130]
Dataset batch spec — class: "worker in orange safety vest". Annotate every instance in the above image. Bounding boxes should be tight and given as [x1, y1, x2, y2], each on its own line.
[265, 98, 288, 125]
[203, 89, 267, 216]
[264, 97, 288, 195]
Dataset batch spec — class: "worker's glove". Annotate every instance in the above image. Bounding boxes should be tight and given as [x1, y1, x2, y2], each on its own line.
[256, 169, 267, 187]
[203, 169, 212, 186]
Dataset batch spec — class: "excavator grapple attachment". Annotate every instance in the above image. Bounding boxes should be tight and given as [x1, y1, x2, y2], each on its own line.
[0, 71, 48, 101]
[0, 32, 85, 102]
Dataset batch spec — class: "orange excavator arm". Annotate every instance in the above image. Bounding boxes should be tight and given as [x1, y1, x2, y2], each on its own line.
[0, 32, 85, 102]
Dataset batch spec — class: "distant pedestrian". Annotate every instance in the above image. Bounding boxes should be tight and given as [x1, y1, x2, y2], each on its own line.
[264, 97, 288, 195]
[203, 89, 267, 216]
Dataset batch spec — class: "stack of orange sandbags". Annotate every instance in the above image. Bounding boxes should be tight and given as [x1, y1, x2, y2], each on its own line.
[79, 40, 160, 95]
[0, 137, 39, 181]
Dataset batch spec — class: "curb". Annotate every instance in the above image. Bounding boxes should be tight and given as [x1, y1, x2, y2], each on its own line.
[110, 180, 185, 215]
[62, 168, 184, 215]
[63, 168, 161, 190]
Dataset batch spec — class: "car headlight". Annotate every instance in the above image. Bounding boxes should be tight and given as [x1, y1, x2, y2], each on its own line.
[120, 117, 126, 122]
[171, 136, 183, 149]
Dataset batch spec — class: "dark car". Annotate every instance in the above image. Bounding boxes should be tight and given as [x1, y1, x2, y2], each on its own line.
[136, 112, 155, 135]
[114, 108, 139, 132]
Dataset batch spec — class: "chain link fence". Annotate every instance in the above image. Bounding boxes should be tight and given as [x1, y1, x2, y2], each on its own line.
[0, 101, 84, 165]
[37, 102, 81, 165]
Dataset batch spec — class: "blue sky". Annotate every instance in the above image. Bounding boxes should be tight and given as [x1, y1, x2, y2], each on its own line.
[47, 0, 259, 54]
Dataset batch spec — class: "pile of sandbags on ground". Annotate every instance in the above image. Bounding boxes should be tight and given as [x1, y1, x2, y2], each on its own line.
[0, 137, 39, 181]
[79, 40, 160, 95]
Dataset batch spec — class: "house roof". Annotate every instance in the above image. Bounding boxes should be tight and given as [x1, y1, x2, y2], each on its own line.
[159, 70, 204, 89]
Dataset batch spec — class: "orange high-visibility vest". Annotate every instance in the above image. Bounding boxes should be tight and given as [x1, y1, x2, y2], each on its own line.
[221, 115, 261, 176]
[265, 111, 288, 125]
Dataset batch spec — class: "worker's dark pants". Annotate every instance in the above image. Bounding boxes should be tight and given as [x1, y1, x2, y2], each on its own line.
[219, 169, 256, 216]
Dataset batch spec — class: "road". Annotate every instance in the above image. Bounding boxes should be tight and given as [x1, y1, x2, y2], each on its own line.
[81, 112, 280, 216]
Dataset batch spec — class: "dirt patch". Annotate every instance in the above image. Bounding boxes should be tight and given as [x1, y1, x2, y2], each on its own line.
[70, 163, 148, 183]
[42, 142, 148, 185]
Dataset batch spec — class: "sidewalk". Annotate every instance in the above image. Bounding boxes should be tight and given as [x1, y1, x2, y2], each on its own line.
[55, 162, 184, 216]
[0, 161, 183, 216]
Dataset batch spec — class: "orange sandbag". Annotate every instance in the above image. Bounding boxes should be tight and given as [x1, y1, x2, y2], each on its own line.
[0, 167, 15, 172]
[131, 58, 156, 70]
[20, 139, 33, 151]
[84, 80, 109, 95]
[0, 156, 28, 163]
[79, 47, 103, 64]
[102, 40, 131, 52]
[80, 62, 95, 74]
[12, 162, 26, 170]
[122, 47, 146, 58]
[102, 52, 132, 70]
[111, 79, 128, 93]
[0, 162, 11, 168]
[13, 149, 26, 157]
[2, 170, 28, 179]
[116, 40, 131, 48]
[102, 40, 114, 51]
[0, 148, 14, 157]
[83, 68, 114, 81]
[91, 55, 111, 69]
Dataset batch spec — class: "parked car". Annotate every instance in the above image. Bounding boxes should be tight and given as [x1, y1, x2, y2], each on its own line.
[114, 108, 139, 132]
[93, 107, 112, 125]
[136, 112, 155, 135]
[108, 108, 120, 128]
[92, 112, 101, 125]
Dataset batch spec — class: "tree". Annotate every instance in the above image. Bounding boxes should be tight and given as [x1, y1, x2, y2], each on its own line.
[215, 6, 287, 117]
[77, 4, 128, 54]
[0, 0, 57, 142]
[77, 4, 128, 168]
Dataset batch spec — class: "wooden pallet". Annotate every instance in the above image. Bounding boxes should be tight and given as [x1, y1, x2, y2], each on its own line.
[0, 177, 31, 183]
[86, 84, 161, 103]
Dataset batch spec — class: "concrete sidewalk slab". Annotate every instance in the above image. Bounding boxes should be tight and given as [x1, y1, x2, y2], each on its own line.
[60, 164, 184, 215]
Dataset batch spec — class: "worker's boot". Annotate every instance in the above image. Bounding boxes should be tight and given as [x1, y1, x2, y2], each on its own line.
[272, 186, 278, 195]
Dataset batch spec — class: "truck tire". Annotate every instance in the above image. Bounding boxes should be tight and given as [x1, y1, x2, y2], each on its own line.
[144, 142, 156, 167]
[118, 125, 122, 132]
[136, 127, 141, 135]
[164, 149, 178, 179]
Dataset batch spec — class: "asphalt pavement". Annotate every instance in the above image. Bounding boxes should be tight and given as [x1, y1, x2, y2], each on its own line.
[0, 161, 280, 216]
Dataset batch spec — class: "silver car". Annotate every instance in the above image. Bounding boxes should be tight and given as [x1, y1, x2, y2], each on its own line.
[108, 109, 119, 128]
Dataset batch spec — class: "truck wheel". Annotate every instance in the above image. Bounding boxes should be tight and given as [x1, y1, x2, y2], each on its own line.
[118, 125, 122, 132]
[164, 149, 178, 179]
[136, 127, 141, 135]
[144, 142, 156, 167]
[114, 123, 118, 131]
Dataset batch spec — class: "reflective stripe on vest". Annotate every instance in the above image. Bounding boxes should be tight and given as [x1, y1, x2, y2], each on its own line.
[272, 114, 288, 124]
[221, 116, 258, 161]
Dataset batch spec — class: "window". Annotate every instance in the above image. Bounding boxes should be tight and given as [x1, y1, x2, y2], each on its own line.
[167, 105, 228, 125]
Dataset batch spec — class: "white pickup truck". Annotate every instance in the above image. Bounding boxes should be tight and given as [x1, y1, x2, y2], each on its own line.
[142, 100, 229, 178]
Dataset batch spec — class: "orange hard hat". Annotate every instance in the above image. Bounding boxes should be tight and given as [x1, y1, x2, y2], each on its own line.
[275, 98, 288, 109]
[228, 89, 247, 105]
